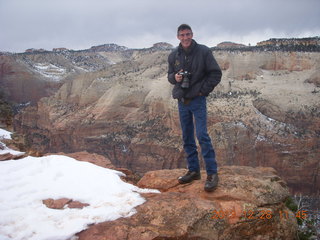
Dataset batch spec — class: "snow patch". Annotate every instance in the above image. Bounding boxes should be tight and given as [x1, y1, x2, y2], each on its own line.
[0, 129, 25, 156]
[0, 128, 159, 240]
[33, 63, 66, 81]
[0, 129, 12, 140]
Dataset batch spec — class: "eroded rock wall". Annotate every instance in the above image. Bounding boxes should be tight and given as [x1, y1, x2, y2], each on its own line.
[13, 50, 320, 195]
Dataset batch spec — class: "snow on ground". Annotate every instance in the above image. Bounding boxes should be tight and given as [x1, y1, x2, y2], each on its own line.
[0, 146, 25, 157]
[0, 129, 12, 140]
[33, 63, 66, 81]
[0, 129, 25, 157]
[0, 128, 159, 240]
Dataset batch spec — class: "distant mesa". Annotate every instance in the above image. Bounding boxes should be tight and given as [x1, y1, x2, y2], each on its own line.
[52, 48, 69, 52]
[89, 43, 128, 52]
[25, 48, 70, 53]
[257, 37, 320, 47]
[216, 41, 246, 48]
[25, 48, 48, 53]
[151, 42, 174, 50]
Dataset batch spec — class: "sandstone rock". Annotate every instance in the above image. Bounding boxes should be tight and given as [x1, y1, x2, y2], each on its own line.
[0, 152, 14, 161]
[76, 166, 298, 240]
[305, 72, 320, 87]
[0, 152, 25, 161]
[42, 198, 89, 209]
[259, 52, 313, 71]
[42, 198, 72, 209]
[67, 200, 90, 209]
[253, 98, 285, 122]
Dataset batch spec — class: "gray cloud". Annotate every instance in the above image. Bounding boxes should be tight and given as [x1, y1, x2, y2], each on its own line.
[1, 0, 319, 52]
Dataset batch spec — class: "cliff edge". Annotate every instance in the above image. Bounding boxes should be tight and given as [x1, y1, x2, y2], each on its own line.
[77, 166, 298, 240]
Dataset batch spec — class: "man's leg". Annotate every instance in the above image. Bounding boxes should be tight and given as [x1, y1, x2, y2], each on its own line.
[177, 100, 201, 184]
[191, 96, 217, 174]
[191, 96, 218, 192]
[178, 100, 200, 172]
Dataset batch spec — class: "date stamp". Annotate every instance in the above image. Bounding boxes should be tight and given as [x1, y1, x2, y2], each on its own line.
[210, 208, 308, 220]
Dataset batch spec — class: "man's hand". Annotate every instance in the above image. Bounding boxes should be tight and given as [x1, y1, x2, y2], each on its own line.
[175, 69, 183, 82]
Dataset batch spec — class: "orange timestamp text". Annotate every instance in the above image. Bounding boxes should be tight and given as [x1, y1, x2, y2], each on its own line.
[210, 208, 308, 220]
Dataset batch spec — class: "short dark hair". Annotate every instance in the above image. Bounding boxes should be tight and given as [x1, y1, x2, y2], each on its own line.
[177, 24, 192, 34]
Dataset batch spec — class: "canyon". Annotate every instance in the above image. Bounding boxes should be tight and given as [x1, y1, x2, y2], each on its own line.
[1, 40, 319, 196]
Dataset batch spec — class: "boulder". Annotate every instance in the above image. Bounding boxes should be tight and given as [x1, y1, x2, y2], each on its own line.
[42, 198, 89, 209]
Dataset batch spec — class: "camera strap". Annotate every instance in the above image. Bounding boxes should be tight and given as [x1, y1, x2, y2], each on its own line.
[176, 40, 196, 72]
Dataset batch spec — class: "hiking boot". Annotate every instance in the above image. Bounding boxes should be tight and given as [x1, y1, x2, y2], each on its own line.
[204, 174, 219, 192]
[178, 171, 201, 184]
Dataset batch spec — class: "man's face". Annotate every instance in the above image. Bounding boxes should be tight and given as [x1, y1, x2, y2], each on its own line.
[177, 29, 193, 49]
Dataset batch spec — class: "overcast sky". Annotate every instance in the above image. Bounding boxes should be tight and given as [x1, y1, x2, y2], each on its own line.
[1, 0, 319, 52]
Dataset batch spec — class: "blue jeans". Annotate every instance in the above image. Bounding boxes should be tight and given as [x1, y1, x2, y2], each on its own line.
[178, 96, 217, 175]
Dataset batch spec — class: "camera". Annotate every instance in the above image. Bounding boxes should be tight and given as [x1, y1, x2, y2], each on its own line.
[178, 71, 191, 89]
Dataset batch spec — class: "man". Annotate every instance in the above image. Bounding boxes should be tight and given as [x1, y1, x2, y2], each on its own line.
[167, 24, 222, 192]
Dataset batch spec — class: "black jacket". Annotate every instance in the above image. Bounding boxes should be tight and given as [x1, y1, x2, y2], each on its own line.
[167, 40, 222, 99]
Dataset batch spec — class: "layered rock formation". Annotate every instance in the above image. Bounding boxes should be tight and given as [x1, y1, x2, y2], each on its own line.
[10, 45, 320, 196]
[0, 55, 62, 104]
[77, 166, 298, 240]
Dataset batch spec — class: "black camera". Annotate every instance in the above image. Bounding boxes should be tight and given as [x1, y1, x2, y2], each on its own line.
[178, 71, 191, 89]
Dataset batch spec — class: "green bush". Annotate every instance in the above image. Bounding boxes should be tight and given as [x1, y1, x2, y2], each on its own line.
[285, 196, 298, 213]
[0, 98, 13, 126]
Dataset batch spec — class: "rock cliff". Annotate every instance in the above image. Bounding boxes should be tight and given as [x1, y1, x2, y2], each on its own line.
[77, 166, 298, 240]
[0, 55, 62, 104]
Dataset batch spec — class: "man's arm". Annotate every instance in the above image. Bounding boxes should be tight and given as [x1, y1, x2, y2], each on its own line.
[200, 50, 222, 96]
[167, 53, 178, 85]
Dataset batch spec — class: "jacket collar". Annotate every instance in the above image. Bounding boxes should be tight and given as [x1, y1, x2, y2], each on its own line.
[178, 39, 197, 55]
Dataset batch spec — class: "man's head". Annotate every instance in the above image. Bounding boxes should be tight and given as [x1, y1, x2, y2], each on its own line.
[177, 24, 193, 49]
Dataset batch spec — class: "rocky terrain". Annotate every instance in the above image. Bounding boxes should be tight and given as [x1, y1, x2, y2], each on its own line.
[77, 166, 298, 240]
[1, 39, 319, 197]
[0, 136, 301, 239]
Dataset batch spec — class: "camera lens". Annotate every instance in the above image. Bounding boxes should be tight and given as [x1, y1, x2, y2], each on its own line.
[181, 75, 189, 88]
